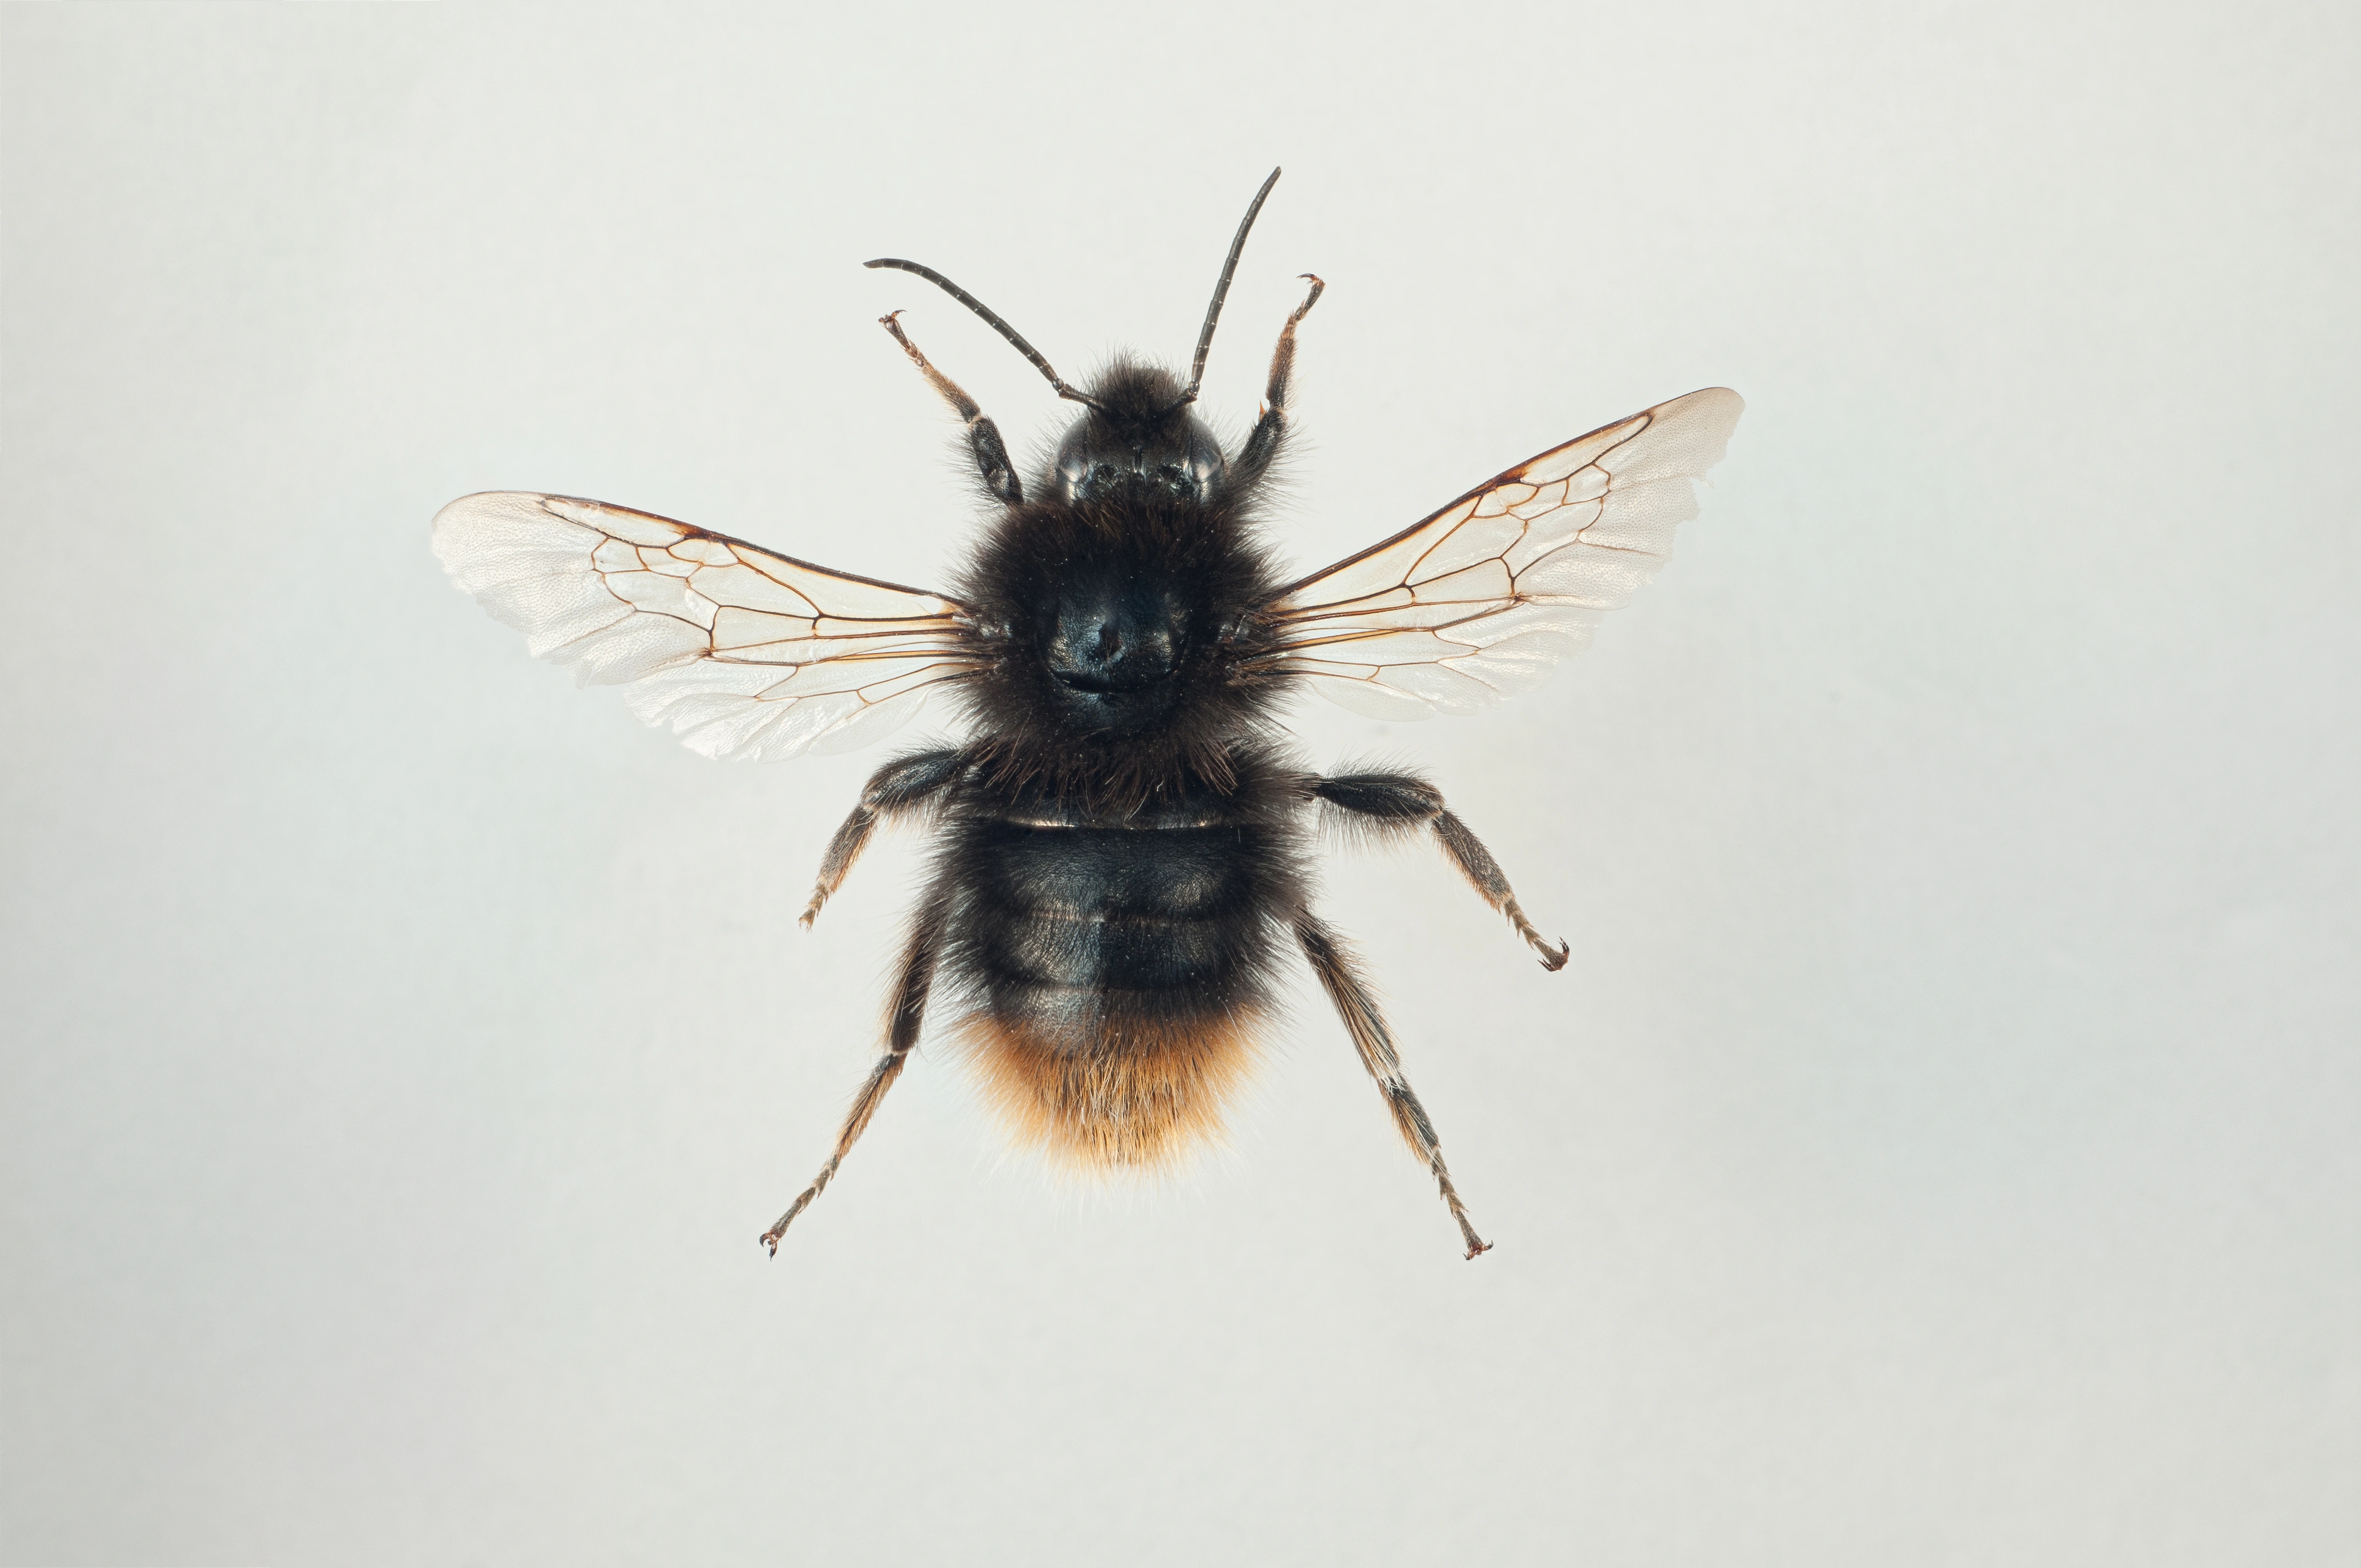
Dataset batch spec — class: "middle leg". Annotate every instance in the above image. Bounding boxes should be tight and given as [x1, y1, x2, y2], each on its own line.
[1311, 771, 1570, 971]
[801, 747, 966, 929]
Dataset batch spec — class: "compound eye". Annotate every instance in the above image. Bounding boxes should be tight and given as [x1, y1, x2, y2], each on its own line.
[1051, 422, 1100, 502]
[1183, 424, 1227, 499]
[1051, 412, 1229, 504]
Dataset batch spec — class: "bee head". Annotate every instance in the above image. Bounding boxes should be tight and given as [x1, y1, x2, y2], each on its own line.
[1052, 361, 1228, 507]
[871, 168, 1286, 519]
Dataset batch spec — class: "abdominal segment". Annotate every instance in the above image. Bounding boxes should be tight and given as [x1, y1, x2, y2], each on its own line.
[940, 803, 1293, 1170]
[952, 998, 1266, 1170]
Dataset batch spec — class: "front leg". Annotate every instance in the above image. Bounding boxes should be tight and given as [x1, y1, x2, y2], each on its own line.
[1236, 274, 1323, 478]
[1310, 771, 1571, 971]
[878, 312, 1023, 506]
[801, 748, 966, 929]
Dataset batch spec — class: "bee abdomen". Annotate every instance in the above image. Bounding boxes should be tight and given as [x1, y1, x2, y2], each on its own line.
[939, 802, 1299, 1169]
[988, 906, 1258, 993]
[959, 820, 1272, 993]
[953, 1003, 1266, 1172]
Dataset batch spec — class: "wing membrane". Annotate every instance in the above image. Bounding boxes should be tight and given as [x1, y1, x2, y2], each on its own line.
[433, 492, 978, 760]
[1260, 387, 1742, 719]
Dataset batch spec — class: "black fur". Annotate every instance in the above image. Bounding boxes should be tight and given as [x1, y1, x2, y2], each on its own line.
[934, 743, 1307, 1052]
[765, 177, 1553, 1257]
[921, 353, 1308, 1064]
[950, 366, 1287, 809]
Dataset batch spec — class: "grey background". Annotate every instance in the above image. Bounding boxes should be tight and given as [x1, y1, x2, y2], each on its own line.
[4, 3, 2355, 1564]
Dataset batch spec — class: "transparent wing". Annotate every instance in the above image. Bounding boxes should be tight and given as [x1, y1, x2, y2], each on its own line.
[1259, 386, 1743, 720]
[432, 492, 978, 760]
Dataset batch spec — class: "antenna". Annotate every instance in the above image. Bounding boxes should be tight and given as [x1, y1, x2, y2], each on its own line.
[1178, 167, 1282, 407]
[863, 257, 1108, 413]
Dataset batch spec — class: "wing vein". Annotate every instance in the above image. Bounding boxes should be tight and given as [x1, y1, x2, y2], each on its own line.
[432, 490, 977, 761]
[1253, 388, 1742, 720]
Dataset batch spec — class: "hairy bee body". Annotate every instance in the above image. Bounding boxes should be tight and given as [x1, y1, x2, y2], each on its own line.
[936, 745, 1308, 1170]
[910, 360, 1308, 1167]
[430, 171, 1742, 1257]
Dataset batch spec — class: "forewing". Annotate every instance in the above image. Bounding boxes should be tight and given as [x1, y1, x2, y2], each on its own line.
[1261, 386, 1743, 719]
[432, 492, 977, 760]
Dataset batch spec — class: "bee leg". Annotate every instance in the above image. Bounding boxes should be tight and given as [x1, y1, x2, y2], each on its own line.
[1236, 274, 1324, 476]
[761, 884, 950, 1255]
[878, 312, 1023, 506]
[1310, 772, 1570, 972]
[801, 747, 966, 929]
[1294, 911, 1493, 1260]
[1429, 809, 1572, 972]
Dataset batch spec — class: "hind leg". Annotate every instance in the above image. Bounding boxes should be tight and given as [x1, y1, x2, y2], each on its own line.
[760, 884, 950, 1254]
[1294, 912, 1492, 1260]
